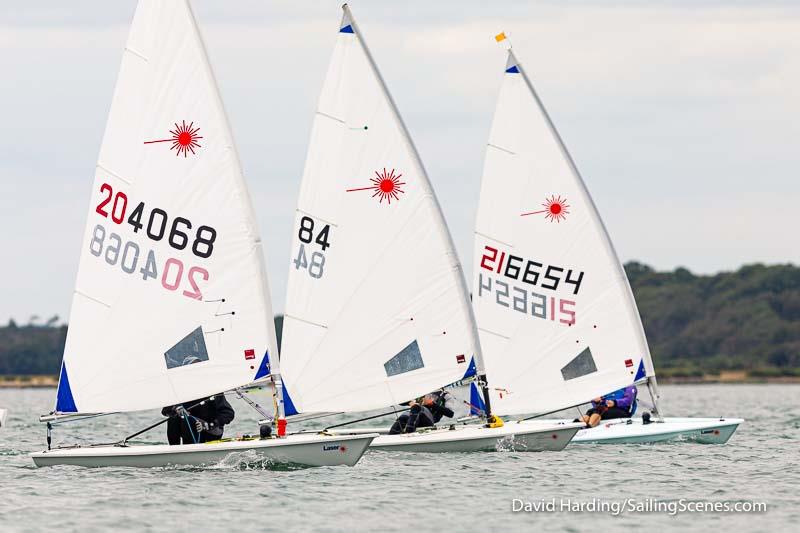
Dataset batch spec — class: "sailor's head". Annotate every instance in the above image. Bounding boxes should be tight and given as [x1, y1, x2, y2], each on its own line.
[422, 393, 438, 406]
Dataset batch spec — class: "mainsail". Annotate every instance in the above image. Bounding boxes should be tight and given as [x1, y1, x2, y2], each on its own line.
[55, 0, 279, 414]
[472, 35, 656, 416]
[280, 6, 483, 414]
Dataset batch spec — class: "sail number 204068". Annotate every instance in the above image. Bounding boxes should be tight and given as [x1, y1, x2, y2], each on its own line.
[95, 182, 217, 259]
[90, 182, 215, 301]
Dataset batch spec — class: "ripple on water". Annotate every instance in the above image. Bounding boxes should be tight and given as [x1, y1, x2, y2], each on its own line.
[1, 384, 798, 532]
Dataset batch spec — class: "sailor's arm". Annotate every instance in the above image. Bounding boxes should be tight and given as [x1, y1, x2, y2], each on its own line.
[212, 395, 235, 427]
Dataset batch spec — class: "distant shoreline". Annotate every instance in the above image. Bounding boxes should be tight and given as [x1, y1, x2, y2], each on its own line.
[659, 376, 800, 384]
[0, 375, 58, 388]
[1, 374, 799, 389]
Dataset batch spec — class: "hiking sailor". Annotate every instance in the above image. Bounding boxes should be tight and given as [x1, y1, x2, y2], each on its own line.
[579, 385, 638, 428]
[161, 395, 235, 445]
[389, 391, 454, 434]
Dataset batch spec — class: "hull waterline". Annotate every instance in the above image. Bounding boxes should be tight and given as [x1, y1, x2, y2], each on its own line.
[31, 432, 377, 468]
[334, 421, 583, 452]
[529, 417, 743, 445]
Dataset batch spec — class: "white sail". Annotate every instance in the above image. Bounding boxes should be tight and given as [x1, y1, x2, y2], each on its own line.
[279, 6, 482, 415]
[55, 0, 279, 414]
[472, 37, 654, 417]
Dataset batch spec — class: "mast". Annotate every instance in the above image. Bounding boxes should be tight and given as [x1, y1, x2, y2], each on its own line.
[343, 4, 492, 418]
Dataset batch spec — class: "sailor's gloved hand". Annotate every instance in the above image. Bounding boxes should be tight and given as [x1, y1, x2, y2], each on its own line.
[167, 406, 187, 418]
[195, 419, 210, 433]
[605, 400, 615, 407]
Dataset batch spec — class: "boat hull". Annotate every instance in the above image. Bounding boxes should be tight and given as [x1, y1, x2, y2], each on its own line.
[335, 421, 582, 452]
[30, 432, 377, 468]
[531, 417, 743, 444]
[0, 408, 7, 429]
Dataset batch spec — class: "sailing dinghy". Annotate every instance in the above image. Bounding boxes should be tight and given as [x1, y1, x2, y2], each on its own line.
[279, 6, 582, 453]
[31, 0, 376, 468]
[471, 33, 742, 445]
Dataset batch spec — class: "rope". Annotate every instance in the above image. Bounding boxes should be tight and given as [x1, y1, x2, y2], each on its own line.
[183, 413, 199, 444]
[48, 412, 117, 426]
[323, 406, 411, 431]
[461, 399, 486, 417]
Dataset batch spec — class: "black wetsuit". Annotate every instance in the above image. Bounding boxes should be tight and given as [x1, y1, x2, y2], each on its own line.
[585, 405, 631, 420]
[162, 395, 235, 445]
[389, 394, 455, 435]
[584, 386, 637, 421]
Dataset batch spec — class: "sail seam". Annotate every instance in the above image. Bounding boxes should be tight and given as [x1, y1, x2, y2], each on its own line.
[296, 208, 338, 227]
[316, 111, 346, 124]
[474, 231, 513, 248]
[96, 164, 133, 185]
[284, 313, 328, 330]
[74, 289, 111, 308]
[125, 47, 148, 62]
[487, 143, 515, 155]
[477, 327, 511, 340]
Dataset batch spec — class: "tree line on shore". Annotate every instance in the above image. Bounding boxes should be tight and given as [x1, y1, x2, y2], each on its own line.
[1, 262, 798, 378]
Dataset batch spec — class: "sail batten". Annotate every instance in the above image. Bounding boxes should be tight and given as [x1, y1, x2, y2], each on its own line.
[54, 0, 279, 414]
[473, 40, 654, 416]
[280, 6, 482, 414]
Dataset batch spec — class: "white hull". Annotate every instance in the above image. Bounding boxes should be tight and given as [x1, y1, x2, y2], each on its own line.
[531, 417, 743, 444]
[333, 421, 583, 452]
[31, 432, 377, 468]
[0, 408, 7, 429]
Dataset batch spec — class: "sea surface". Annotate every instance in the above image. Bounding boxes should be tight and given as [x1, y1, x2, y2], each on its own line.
[1, 385, 797, 532]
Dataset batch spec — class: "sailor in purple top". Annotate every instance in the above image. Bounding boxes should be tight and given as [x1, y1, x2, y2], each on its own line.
[578, 386, 638, 428]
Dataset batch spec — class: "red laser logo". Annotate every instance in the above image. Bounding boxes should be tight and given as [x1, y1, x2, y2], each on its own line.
[521, 195, 570, 223]
[144, 121, 203, 157]
[346, 168, 406, 204]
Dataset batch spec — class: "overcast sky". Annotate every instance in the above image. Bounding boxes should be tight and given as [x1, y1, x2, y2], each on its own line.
[1, 0, 798, 324]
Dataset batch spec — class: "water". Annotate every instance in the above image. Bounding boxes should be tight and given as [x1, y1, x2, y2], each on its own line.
[1, 385, 798, 532]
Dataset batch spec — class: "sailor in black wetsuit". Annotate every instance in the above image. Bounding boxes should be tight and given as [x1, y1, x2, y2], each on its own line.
[389, 391, 454, 435]
[162, 395, 235, 445]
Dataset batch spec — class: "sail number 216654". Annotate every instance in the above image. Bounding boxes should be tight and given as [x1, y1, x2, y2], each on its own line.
[478, 245, 583, 326]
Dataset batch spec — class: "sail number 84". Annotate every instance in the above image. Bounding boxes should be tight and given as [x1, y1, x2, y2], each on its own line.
[293, 216, 331, 279]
